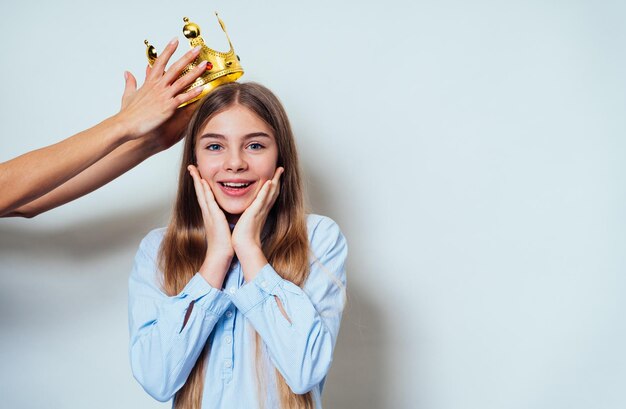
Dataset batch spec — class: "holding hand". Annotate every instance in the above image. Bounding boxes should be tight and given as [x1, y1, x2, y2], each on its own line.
[117, 38, 207, 144]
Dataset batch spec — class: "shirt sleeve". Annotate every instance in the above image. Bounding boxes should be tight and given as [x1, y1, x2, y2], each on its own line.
[229, 216, 348, 394]
[128, 230, 232, 402]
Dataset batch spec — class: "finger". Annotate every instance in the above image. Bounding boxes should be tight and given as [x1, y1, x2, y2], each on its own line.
[249, 180, 273, 212]
[271, 167, 284, 185]
[145, 64, 152, 78]
[121, 71, 137, 107]
[187, 164, 201, 179]
[170, 60, 207, 95]
[199, 178, 216, 201]
[189, 164, 218, 210]
[200, 179, 223, 214]
[188, 165, 210, 215]
[173, 85, 205, 107]
[148, 37, 179, 81]
[268, 167, 284, 200]
[163, 46, 203, 85]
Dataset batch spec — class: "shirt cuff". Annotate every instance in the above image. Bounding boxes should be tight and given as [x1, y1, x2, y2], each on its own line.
[230, 264, 282, 314]
[182, 273, 232, 317]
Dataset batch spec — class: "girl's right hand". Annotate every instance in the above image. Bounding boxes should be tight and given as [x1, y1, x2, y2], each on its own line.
[117, 38, 207, 142]
[188, 165, 234, 289]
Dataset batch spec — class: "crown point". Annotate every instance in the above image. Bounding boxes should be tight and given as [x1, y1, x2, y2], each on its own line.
[144, 39, 157, 61]
[183, 18, 201, 39]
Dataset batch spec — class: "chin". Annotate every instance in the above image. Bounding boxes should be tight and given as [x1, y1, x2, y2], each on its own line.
[217, 200, 250, 217]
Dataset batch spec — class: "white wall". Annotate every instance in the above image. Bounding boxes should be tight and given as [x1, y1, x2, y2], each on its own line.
[1, 1, 625, 408]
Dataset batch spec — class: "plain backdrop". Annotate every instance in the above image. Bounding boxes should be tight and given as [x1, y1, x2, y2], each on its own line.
[1, 1, 625, 408]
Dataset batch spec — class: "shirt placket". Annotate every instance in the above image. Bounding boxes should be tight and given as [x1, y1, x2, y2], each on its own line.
[221, 261, 239, 383]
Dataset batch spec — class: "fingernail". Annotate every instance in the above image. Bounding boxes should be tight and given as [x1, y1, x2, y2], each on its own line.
[123, 71, 128, 81]
[169, 37, 178, 45]
[192, 46, 202, 54]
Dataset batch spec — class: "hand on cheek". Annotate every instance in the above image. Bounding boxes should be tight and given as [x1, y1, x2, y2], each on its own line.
[232, 167, 284, 281]
[187, 164, 234, 288]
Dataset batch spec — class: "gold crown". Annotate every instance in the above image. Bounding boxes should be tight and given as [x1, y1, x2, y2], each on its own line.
[144, 13, 244, 107]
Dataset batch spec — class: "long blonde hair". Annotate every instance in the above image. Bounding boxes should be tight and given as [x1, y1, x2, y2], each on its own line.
[159, 82, 314, 409]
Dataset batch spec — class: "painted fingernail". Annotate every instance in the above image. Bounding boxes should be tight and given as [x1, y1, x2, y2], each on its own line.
[169, 37, 179, 45]
[192, 46, 202, 54]
[198, 60, 208, 68]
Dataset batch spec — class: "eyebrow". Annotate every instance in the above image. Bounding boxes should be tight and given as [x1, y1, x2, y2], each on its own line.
[198, 132, 272, 140]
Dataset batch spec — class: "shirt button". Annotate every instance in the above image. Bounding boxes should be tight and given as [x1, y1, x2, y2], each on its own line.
[224, 359, 232, 368]
[229, 286, 236, 295]
[225, 336, 232, 344]
[225, 310, 233, 318]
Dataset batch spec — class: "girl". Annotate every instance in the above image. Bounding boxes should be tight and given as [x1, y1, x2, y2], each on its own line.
[128, 82, 347, 409]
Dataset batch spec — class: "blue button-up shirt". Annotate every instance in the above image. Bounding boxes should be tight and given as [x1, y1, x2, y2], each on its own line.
[128, 214, 347, 408]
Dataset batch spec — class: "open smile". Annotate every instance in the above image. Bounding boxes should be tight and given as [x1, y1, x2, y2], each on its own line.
[217, 180, 257, 197]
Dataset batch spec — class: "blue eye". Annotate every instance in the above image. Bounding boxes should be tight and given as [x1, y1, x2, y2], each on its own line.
[248, 143, 263, 150]
[206, 144, 222, 151]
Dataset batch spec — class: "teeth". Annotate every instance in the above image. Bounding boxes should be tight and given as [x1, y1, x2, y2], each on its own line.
[222, 182, 250, 188]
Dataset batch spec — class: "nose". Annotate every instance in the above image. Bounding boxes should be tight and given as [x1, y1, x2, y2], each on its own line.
[224, 149, 247, 173]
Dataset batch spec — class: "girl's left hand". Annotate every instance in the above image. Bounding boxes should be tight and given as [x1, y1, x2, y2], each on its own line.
[232, 167, 284, 257]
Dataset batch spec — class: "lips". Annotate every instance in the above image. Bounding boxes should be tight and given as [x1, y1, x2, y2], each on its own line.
[221, 182, 251, 188]
[217, 180, 256, 197]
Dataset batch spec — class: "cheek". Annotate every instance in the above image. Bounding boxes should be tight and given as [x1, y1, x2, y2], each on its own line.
[195, 156, 219, 179]
[257, 162, 277, 181]
[257, 150, 279, 180]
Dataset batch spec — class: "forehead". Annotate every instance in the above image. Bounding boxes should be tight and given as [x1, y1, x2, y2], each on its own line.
[198, 104, 274, 139]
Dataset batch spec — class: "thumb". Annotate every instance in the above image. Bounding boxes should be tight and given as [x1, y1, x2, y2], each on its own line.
[121, 70, 137, 107]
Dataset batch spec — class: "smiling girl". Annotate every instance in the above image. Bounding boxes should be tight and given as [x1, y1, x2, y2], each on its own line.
[128, 82, 347, 409]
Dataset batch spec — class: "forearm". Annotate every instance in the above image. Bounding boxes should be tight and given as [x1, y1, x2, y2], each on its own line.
[237, 245, 268, 283]
[0, 114, 131, 217]
[130, 268, 232, 401]
[237, 246, 292, 322]
[198, 253, 233, 290]
[7, 130, 160, 218]
[230, 265, 339, 394]
[130, 286, 229, 402]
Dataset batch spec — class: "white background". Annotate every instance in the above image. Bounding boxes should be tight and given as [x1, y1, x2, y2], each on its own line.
[1, 1, 625, 408]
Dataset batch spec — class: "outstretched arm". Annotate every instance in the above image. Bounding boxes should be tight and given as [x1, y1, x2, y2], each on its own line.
[0, 38, 206, 218]
[7, 104, 196, 218]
